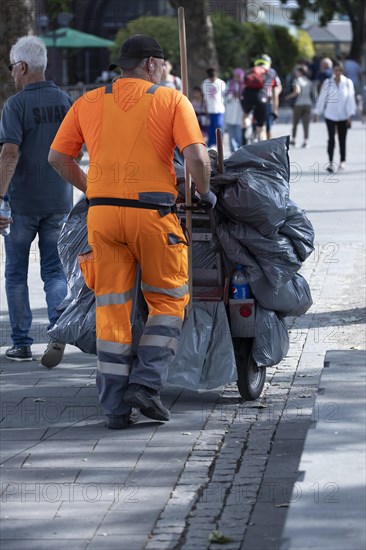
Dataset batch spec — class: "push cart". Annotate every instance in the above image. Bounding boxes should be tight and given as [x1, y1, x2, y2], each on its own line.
[177, 138, 266, 400]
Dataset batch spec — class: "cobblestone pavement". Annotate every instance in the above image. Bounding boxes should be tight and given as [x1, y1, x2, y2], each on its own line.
[0, 117, 365, 550]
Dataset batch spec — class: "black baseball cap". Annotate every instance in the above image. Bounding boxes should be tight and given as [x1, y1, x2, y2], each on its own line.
[109, 34, 164, 70]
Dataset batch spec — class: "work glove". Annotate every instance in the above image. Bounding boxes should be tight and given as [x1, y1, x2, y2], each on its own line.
[194, 190, 217, 209]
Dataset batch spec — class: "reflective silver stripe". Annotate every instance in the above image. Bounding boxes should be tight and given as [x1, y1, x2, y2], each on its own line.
[139, 334, 179, 351]
[146, 84, 159, 94]
[138, 192, 175, 205]
[97, 339, 132, 355]
[96, 289, 133, 307]
[97, 360, 130, 376]
[141, 282, 188, 298]
[145, 315, 183, 329]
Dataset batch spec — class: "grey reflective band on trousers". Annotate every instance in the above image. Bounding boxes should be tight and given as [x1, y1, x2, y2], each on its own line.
[97, 339, 133, 355]
[96, 289, 134, 307]
[97, 360, 131, 376]
[141, 281, 189, 298]
[96, 338, 133, 376]
[145, 314, 183, 329]
[139, 334, 179, 352]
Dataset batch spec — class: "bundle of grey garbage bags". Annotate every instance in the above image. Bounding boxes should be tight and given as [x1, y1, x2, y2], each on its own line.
[49, 136, 314, 377]
[176, 136, 314, 367]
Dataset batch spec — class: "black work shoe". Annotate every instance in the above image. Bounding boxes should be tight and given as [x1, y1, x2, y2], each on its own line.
[5, 345, 32, 362]
[106, 414, 130, 430]
[41, 339, 66, 369]
[123, 383, 170, 422]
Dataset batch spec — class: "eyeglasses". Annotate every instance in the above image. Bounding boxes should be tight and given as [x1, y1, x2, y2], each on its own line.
[8, 61, 23, 72]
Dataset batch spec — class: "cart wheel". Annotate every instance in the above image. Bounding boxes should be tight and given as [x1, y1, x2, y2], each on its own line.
[233, 338, 266, 400]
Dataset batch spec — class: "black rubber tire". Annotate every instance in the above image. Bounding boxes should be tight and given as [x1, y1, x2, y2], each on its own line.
[233, 337, 266, 400]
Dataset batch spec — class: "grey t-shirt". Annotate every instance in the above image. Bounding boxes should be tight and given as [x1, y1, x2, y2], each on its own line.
[294, 76, 313, 107]
[0, 81, 73, 214]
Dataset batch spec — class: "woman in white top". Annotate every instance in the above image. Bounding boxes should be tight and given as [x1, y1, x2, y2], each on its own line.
[314, 62, 356, 172]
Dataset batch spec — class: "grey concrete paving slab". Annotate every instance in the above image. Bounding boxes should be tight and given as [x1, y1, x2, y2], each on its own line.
[0, 467, 80, 483]
[280, 350, 366, 550]
[0, 541, 87, 550]
[0, 517, 98, 539]
[22, 451, 143, 469]
[0, 387, 80, 398]
[86, 535, 149, 550]
[74, 467, 131, 485]
[18, 439, 98, 454]
[0, 453, 30, 468]
[0, 502, 61, 519]
[97, 507, 165, 535]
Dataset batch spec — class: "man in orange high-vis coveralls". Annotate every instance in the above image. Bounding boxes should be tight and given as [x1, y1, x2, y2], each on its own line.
[49, 35, 216, 429]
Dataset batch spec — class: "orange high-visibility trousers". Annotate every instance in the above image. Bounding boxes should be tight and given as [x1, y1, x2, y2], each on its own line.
[78, 83, 190, 415]
[80, 205, 188, 414]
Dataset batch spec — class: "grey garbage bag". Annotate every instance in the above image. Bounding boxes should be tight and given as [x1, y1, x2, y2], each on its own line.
[250, 273, 313, 317]
[219, 218, 302, 289]
[224, 136, 290, 182]
[167, 302, 237, 390]
[48, 196, 96, 353]
[279, 199, 315, 261]
[49, 290, 96, 355]
[214, 136, 290, 238]
[217, 169, 288, 238]
[252, 305, 289, 367]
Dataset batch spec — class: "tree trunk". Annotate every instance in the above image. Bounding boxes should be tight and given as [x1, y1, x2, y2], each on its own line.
[170, 0, 218, 94]
[349, 0, 365, 63]
[0, 0, 34, 109]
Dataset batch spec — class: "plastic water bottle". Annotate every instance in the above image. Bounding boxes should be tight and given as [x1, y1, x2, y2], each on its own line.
[230, 264, 252, 299]
[0, 197, 11, 236]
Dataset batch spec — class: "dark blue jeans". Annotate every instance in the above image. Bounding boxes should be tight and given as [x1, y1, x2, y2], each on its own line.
[4, 212, 68, 347]
[208, 113, 224, 147]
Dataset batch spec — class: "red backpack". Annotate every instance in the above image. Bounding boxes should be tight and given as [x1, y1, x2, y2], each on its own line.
[244, 66, 267, 89]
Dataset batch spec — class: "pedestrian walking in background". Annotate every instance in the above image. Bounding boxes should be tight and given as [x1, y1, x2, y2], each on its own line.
[160, 58, 182, 91]
[0, 36, 73, 366]
[285, 65, 315, 148]
[261, 56, 282, 140]
[316, 57, 333, 93]
[225, 68, 245, 152]
[343, 55, 363, 118]
[241, 54, 281, 141]
[313, 62, 356, 173]
[191, 86, 209, 141]
[201, 67, 226, 147]
[49, 34, 215, 429]
[343, 55, 362, 96]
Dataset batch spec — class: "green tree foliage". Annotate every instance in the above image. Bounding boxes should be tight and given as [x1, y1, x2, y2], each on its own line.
[111, 16, 180, 70]
[44, 0, 72, 28]
[270, 26, 300, 75]
[279, 0, 365, 62]
[210, 13, 301, 79]
[0, 0, 34, 108]
[297, 30, 315, 61]
[111, 12, 312, 82]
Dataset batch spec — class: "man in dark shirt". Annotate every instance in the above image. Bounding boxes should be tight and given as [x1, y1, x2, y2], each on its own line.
[0, 36, 73, 365]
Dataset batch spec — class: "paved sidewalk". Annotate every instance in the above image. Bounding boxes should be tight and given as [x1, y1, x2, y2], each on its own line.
[0, 115, 365, 550]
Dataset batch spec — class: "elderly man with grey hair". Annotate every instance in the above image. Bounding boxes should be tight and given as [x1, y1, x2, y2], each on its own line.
[0, 36, 73, 366]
